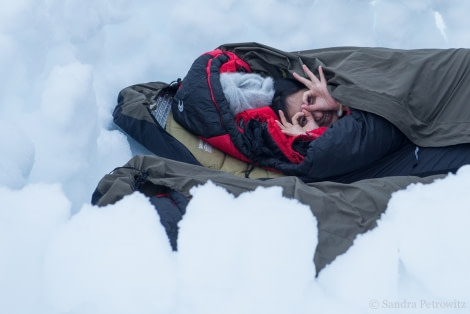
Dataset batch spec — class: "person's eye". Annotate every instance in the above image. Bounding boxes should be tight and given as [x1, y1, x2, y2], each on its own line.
[308, 96, 316, 105]
[298, 116, 307, 127]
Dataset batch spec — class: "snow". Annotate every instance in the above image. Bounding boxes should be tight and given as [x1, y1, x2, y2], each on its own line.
[0, 0, 469, 313]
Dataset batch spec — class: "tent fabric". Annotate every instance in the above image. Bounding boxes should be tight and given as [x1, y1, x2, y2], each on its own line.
[92, 154, 442, 273]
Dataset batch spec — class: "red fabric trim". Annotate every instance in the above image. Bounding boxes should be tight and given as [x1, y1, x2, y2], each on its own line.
[203, 134, 252, 163]
[219, 51, 251, 73]
[204, 49, 222, 58]
[206, 58, 219, 109]
[205, 49, 252, 128]
[235, 107, 315, 164]
[203, 49, 251, 73]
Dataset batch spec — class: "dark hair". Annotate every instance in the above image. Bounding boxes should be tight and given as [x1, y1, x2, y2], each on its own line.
[271, 79, 306, 123]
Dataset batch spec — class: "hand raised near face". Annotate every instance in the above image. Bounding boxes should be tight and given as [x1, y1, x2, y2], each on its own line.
[293, 65, 340, 112]
[275, 109, 319, 137]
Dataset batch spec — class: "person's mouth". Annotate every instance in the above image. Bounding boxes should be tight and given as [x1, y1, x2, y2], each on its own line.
[317, 111, 336, 127]
[318, 111, 329, 126]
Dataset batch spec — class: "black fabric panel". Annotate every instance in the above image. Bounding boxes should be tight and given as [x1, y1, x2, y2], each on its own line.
[333, 142, 470, 183]
[91, 189, 103, 206]
[304, 110, 408, 179]
[260, 108, 470, 182]
[410, 144, 470, 176]
[172, 54, 229, 138]
[113, 104, 201, 166]
[300, 142, 470, 184]
[149, 189, 188, 251]
[238, 119, 291, 164]
[265, 110, 408, 180]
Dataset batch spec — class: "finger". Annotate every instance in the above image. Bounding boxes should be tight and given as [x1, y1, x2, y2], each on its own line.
[278, 110, 289, 125]
[302, 64, 320, 84]
[274, 120, 289, 129]
[302, 90, 315, 106]
[293, 71, 312, 88]
[302, 109, 314, 123]
[281, 130, 296, 137]
[303, 103, 319, 113]
[302, 109, 313, 120]
[301, 103, 316, 112]
[275, 120, 285, 130]
[302, 109, 319, 128]
[291, 111, 304, 126]
[302, 90, 310, 105]
[318, 65, 327, 84]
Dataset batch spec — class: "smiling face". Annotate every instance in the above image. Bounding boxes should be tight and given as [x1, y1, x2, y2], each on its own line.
[286, 89, 339, 127]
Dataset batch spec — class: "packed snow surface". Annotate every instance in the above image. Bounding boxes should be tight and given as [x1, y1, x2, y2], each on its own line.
[1, 1, 469, 313]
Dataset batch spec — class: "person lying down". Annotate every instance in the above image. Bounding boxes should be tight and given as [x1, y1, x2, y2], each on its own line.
[115, 45, 470, 183]
[216, 63, 470, 183]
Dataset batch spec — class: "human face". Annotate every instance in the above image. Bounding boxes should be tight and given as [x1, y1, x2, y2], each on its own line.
[286, 89, 339, 127]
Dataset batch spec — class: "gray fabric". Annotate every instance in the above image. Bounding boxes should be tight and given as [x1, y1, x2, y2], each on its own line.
[220, 42, 470, 147]
[94, 154, 442, 273]
[220, 72, 275, 115]
[117, 81, 170, 125]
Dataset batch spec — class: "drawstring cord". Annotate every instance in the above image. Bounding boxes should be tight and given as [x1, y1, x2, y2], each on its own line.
[245, 163, 256, 178]
[413, 146, 420, 167]
[110, 166, 149, 191]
